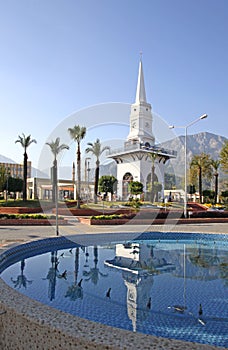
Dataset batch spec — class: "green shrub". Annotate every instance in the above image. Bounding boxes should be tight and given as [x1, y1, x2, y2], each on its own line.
[0, 213, 62, 220]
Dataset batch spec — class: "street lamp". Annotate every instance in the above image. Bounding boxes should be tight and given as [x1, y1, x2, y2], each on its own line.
[169, 114, 208, 218]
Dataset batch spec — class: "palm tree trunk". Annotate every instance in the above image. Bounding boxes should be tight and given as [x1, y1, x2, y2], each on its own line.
[77, 142, 81, 209]
[52, 159, 57, 203]
[94, 160, 99, 204]
[214, 173, 218, 204]
[199, 166, 202, 204]
[23, 152, 28, 201]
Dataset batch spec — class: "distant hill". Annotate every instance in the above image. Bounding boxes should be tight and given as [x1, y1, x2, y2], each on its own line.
[160, 132, 227, 177]
[0, 155, 16, 164]
[97, 132, 227, 178]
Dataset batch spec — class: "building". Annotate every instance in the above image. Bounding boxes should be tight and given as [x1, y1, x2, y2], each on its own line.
[0, 161, 32, 179]
[27, 177, 94, 202]
[108, 59, 176, 200]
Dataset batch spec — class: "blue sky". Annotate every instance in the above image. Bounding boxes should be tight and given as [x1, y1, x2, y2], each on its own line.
[0, 0, 227, 168]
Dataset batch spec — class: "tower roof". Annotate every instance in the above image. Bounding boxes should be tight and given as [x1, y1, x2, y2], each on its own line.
[135, 59, 147, 103]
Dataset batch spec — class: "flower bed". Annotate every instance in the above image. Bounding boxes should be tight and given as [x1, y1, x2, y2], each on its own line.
[0, 214, 68, 225]
[0, 207, 43, 214]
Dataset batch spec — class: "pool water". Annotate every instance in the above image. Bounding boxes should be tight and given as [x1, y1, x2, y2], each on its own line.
[1, 233, 228, 347]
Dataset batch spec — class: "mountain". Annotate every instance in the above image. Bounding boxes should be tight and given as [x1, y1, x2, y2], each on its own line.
[160, 132, 227, 177]
[0, 155, 16, 163]
[95, 132, 227, 178]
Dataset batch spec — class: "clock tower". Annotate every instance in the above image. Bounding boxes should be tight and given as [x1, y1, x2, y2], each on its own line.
[127, 59, 155, 146]
[108, 58, 176, 200]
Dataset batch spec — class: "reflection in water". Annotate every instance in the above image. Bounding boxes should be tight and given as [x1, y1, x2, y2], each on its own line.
[11, 259, 33, 289]
[83, 246, 108, 285]
[65, 248, 83, 300]
[2, 237, 228, 348]
[43, 251, 59, 301]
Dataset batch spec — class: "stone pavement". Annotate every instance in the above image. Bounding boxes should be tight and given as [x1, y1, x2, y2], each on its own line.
[0, 221, 227, 252]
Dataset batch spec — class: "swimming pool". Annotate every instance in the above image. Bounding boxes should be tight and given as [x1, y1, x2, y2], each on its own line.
[0, 232, 227, 348]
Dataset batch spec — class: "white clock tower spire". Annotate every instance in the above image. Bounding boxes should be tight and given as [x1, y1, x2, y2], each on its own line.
[127, 58, 155, 145]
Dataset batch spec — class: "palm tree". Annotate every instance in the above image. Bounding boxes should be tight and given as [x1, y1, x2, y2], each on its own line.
[210, 159, 220, 204]
[15, 133, 37, 201]
[68, 125, 86, 208]
[46, 137, 69, 203]
[190, 153, 212, 203]
[220, 140, 228, 174]
[86, 139, 110, 204]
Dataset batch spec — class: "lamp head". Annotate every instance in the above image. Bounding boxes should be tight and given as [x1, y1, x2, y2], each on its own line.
[200, 114, 208, 120]
[169, 125, 174, 129]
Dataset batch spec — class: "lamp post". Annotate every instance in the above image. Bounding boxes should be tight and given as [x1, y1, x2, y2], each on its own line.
[169, 114, 208, 218]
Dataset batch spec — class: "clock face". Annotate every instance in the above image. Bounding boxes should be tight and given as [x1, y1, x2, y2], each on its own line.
[145, 122, 150, 129]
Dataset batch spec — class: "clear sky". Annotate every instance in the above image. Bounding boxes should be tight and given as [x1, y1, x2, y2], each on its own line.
[0, 0, 227, 169]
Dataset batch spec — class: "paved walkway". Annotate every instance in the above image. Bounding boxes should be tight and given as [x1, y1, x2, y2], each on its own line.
[0, 221, 227, 252]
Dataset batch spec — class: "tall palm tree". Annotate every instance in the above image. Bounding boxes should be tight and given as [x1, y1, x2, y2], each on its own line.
[190, 153, 212, 203]
[15, 133, 37, 201]
[210, 159, 220, 204]
[86, 139, 110, 204]
[68, 125, 86, 208]
[46, 137, 69, 203]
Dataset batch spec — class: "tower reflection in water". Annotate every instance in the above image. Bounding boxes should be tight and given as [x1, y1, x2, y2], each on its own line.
[105, 242, 176, 332]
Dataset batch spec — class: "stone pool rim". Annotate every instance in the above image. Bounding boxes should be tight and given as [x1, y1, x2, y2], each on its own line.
[0, 232, 227, 350]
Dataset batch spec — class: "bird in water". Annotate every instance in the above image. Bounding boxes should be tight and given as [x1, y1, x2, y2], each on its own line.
[59, 270, 67, 279]
[168, 305, 186, 313]
[199, 304, 203, 316]
[77, 278, 83, 287]
[106, 288, 111, 298]
[147, 297, 151, 309]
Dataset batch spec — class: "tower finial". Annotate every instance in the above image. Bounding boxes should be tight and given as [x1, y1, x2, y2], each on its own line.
[140, 50, 143, 61]
[135, 56, 146, 103]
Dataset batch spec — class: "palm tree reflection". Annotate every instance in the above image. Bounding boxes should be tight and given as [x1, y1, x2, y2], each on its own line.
[65, 247, 83, 300]
[11, 259, 33, 289]
[83, 246, 108, 285]
[43, 251, 59, 301]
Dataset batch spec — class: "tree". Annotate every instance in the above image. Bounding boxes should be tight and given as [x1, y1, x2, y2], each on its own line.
[220, 140, 228, 174]
[68, 125, 86, 208]
[86, 139, 110, 204]
[190, 153, 212, 203]
[46, 137, 69, 203]
[129, 181, 144, 197]
[210, 159, 220, 204]
[0, 165, 7, 192]
[15, 133, 37, 201]
[99, 175, 117, 199]
[4, 177, 23, 199]
[149, 153, 159, 202]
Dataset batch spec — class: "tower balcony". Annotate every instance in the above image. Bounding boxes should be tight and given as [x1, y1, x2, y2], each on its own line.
[108, 140, 177, 159]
